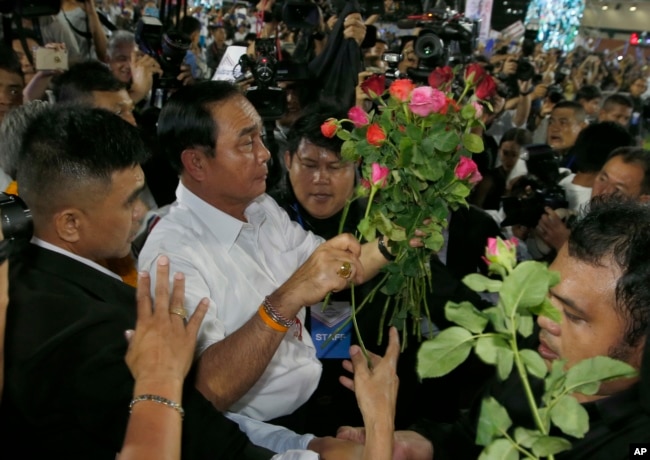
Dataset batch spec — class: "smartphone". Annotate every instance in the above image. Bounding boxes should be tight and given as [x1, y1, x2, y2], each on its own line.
[34, 47, 68, 71]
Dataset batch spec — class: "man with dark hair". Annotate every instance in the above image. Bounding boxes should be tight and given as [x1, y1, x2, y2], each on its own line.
[0, 43, 24, 124]
[598, 93, 634, 127]
[139, 81, 398, 430]
[558, 121, 635, 210]
[340, 196, 650, 459]
[574, 84, 601, 120]
[53, 60, 136, 126]
[538, 147, 650, 251]
[546, 100, 588, 171]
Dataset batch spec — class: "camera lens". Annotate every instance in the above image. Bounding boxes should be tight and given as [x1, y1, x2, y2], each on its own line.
[0, 193, 32, 241]
[414, 33, 444, 60]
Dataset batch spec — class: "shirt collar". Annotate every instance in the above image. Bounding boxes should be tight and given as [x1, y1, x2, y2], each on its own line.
[176, 182, 267, 251]
[31, 237, 123, 281]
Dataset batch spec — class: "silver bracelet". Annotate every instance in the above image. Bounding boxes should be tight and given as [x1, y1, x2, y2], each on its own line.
[262, 296, 296, 328]
[129, 394, 185, 419]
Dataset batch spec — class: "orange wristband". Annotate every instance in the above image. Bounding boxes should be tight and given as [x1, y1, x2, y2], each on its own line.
[258, 305, 289, 332]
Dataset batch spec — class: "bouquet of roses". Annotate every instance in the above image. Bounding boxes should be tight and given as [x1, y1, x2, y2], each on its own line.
[321, 63, 498, 348]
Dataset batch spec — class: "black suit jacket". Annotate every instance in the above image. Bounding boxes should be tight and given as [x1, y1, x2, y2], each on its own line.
[0, 244, 272, 459]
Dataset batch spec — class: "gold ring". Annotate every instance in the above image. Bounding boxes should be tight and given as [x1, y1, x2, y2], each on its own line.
[170, 307, 188, 320]
[336, 261, 352, 280]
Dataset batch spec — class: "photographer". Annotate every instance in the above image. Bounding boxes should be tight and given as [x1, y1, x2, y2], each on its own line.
[59, 0, 108, 61]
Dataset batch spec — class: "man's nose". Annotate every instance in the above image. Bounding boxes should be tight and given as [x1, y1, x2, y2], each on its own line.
[537, 313, 561, 336]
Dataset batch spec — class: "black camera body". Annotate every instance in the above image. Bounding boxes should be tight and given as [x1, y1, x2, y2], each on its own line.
[0, 192, 33, 241]
[406, 11, 479, 82]
[135, 16, 191, 89]
[501, 144, 568, 228]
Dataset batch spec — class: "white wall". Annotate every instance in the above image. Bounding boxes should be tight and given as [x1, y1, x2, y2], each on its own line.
[582, 0, 650, 32]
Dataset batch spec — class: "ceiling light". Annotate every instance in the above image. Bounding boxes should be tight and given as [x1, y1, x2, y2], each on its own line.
[630, 4, 637, 11]
[602, 4, 608, 9]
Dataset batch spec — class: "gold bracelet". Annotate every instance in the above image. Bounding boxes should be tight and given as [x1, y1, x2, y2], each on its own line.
[129, 394, 184, 419]
[258, 305, 289, 332]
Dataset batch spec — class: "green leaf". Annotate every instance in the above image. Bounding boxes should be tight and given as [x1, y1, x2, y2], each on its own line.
[544, 359, 567, 398]
[340, 139, 358, 161]
[462, 133, 484, 153]
[478, 439, 518, 460]
[460, 103, 476, 120]
[496, 347, 514, 380]
[564, 356, 638, 394]
[433, 129, 460, 153]
[444, 301, 489, 333]
[357, 218, 376, 242]
[531, 435, 573, 456]
[520, 349, 548, 379]
[475, 335, 510, 365]
[476, 397, 513, 446]
[499, 261, 553, 316]
[529, 298, 562, 324]
[550, 395, 589, 438]
[336, 129, 351, 141]
[514, 427, 541, 448]
[483, 306, 508, 333]
[516, 314, 534, 338]
[417, 327, 474, 378]
[463, 273, 503, 293]
[405, 124, 423, 142]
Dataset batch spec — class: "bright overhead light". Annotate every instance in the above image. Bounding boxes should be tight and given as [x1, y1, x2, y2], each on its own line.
[602, 4, 609, 9]
[630, 4, 637, 11]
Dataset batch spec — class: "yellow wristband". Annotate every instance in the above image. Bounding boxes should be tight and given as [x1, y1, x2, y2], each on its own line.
[258, 305, 289, 332]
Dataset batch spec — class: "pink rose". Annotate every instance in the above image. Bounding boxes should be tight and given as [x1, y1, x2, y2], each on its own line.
[484, 237, 518, 270]
[472, 101, 484, 119]
[454, 156, 482, 184]
[408, 86, 447, 117]
[348, 106, 370, 127]
[320, 118, 337, 138]
[366, 123, 387, 146]
[370, 163, 390, 188]
[388, 79, 415, 102]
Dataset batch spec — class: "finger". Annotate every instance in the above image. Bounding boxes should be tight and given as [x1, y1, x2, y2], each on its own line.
[153, 255, 171, 313]
[124, 329, 135, 344]
[186, 298, 209, 337]
[384, 327, 400, 367]
[342, 358, 354, 374]
[339, 375, 355, 392]
[349, 343, 370, 373]
[327, 233, 362, 257]
[136, 270, 153, 319]
[167, 271, 186, 319]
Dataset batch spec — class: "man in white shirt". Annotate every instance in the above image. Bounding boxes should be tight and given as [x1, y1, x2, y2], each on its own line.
[139, 81, 397, 429]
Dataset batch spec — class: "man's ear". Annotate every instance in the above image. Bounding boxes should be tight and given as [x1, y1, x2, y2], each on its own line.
[181, 148, 207, 181]
[53, 208, 82, 244]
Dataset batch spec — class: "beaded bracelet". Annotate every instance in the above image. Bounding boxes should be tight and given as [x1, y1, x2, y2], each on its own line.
[129, 394, 185, 419]
[378, 235, 396, 261]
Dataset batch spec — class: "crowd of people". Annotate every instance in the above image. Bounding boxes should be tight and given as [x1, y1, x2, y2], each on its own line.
[0, 0, 648, 459]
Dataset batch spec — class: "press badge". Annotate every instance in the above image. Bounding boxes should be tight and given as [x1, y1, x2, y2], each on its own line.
[310, 301, 352, 359]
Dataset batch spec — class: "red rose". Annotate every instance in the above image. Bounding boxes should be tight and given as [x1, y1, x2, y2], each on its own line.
[320, 118, 337, 138]
[388, 79, 415, 102]
[464, 63, 486, 85]
[361, 74, 386, 97]
[428, 66, 453, 89]
[366, 123, 387, 146]
[475, 75, 497, 100]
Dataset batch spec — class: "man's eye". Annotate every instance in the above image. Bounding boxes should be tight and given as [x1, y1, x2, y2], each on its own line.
[563, 310, 582, 323]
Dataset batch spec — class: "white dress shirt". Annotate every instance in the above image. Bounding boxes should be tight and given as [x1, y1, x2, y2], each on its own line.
[139, 183, 324, 421]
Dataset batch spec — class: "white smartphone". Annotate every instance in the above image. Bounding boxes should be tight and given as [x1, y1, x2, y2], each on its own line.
[34, 47, 68, 71]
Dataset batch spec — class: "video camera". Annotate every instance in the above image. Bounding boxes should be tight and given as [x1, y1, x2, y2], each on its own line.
[393, 9, 479, 82]
[135, 16, 191, 90]
[0, 192, 33, 241]
[501, 144, 568, 228]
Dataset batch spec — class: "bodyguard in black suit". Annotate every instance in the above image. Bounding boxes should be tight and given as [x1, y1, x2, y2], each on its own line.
[0, 106, 274, 459]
